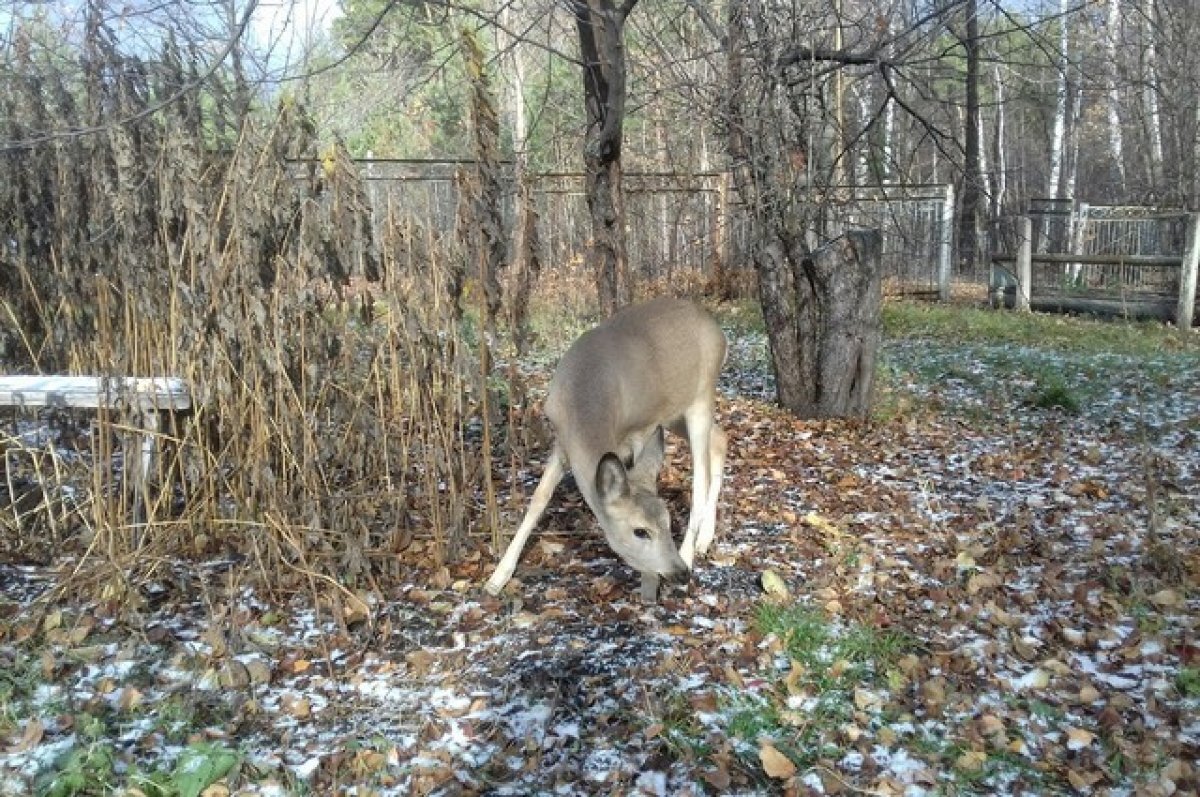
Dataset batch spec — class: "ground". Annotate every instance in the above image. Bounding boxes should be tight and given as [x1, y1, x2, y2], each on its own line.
[1, 306, 1198, 796]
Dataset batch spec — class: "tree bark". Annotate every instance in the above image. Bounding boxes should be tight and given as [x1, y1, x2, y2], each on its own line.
[1103, 0, 1126, 194]
[957, 0, 983, 273]
[1141, 0, 1165, 190]
[572, 0, 636, 314]
[757, 231, 882, 418]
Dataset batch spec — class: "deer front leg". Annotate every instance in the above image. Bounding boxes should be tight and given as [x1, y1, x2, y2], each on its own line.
[695, 424, 726, 556]
[677, 408, 714, 569]
[485, 446, 565, 596]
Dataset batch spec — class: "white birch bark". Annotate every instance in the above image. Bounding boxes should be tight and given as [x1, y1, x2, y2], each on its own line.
[1104, 0, 1126, 191]
[1143, 0, 1165, 188]
[1064, 77, 1082, 202]
[500, 2, 528, 167]
[991, 63, 1006, 216]
[1047, 0, 1070, 199]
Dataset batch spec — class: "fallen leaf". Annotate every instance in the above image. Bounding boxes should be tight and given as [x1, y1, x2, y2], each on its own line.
[118, 687, 144, 711]
[853, 687, 881, 712]
[759, 740, 796, 779]
[701, 764, 732, 790]
[803, 511, 841, 540]
[1065, 727, 1095, 750]
[1149, 589, 1182, 608]
[760, 569, 790, 601]
[784, 660, 806, 694]
[955, 750, 987, 772]
[967, 571, 1001, 594]
[979, 714, 1006, 737]
[1014, 668, 1050, 690]
[342, 593, 371, 625]
[1067, 767, 1103, 790]
[7, 719, 43, 753]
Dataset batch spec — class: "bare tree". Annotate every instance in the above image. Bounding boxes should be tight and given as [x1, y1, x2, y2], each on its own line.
[724, 0, 883, 418]
[956, 0, 985, 271]
[571, 0, 637, 313]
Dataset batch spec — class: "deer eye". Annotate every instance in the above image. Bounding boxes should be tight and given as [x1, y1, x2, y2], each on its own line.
[633, 528, 651, 541]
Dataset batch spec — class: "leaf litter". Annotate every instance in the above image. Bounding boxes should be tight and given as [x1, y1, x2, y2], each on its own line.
[1, 329, 1197, 795]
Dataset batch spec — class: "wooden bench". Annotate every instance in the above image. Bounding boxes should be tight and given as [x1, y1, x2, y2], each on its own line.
[0, 376, 192, 522]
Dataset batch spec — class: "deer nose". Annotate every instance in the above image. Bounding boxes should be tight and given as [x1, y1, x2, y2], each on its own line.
[665, 566, 691, 585]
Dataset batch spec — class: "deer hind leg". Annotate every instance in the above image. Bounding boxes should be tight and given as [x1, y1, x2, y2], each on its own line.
[484, 444, 565, 596]
[695, 424, 726, 556]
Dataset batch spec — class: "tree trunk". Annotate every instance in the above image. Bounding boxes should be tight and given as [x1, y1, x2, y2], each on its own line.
[957, 0, 983, 273]
[757, 231, 882, 418]
[725, 0, 884, 419]
[990, 63, 1007, 223]
[1104, 0, 1127, 193]
[1142, 0, 1165, 190]
[572, 0, 636, 314]
[1048, 0, 1070, 200]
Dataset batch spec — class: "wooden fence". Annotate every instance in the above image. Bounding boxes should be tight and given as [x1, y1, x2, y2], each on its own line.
[991, 212, 1200, 326]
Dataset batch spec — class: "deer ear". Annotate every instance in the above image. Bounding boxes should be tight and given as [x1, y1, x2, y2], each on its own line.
[595, 453, 630, 500]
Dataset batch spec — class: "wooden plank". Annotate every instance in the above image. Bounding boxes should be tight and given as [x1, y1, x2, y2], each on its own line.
[992, 253, 1183, 267]
[0, 376, 190, 411]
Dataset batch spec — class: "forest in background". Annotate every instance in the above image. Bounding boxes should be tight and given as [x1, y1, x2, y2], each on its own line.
[6, 0, 1197, 224]
[310, 0, 1196, 229]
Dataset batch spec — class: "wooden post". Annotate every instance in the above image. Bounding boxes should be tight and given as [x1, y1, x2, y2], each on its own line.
[713, 172, 730, 284]
[1017, 215, 1032, 312]
[938, 182, 954, 301]
[1178, 212, 1200, 329]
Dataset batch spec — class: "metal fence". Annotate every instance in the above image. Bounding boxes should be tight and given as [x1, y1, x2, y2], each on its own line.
[805, 185, 955, 295]
[329, 160, 964, 296]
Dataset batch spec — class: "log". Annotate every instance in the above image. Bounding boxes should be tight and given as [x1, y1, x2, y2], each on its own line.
[1001, 289, 1176, 321]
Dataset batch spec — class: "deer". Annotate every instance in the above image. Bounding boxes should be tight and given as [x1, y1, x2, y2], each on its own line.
[484, 297, 727, 602]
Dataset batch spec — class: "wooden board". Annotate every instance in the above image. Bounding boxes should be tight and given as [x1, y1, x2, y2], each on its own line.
[0, 376, 191, 411]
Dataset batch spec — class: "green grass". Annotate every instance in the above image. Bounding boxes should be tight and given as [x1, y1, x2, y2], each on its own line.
[882, 300, 1192, 356]
[1177, 667, 1200, 698]
[712, 297, 1194, 357]
[755, 603, 912, 688]
[652, 602, 918, 783]
[34, 736, 240, 797]
[1027, 372, 1082, 413]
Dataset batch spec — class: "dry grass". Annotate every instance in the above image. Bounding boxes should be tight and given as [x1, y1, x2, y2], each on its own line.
[0, 15, 750, 608]
[0, 26, 525, 607]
